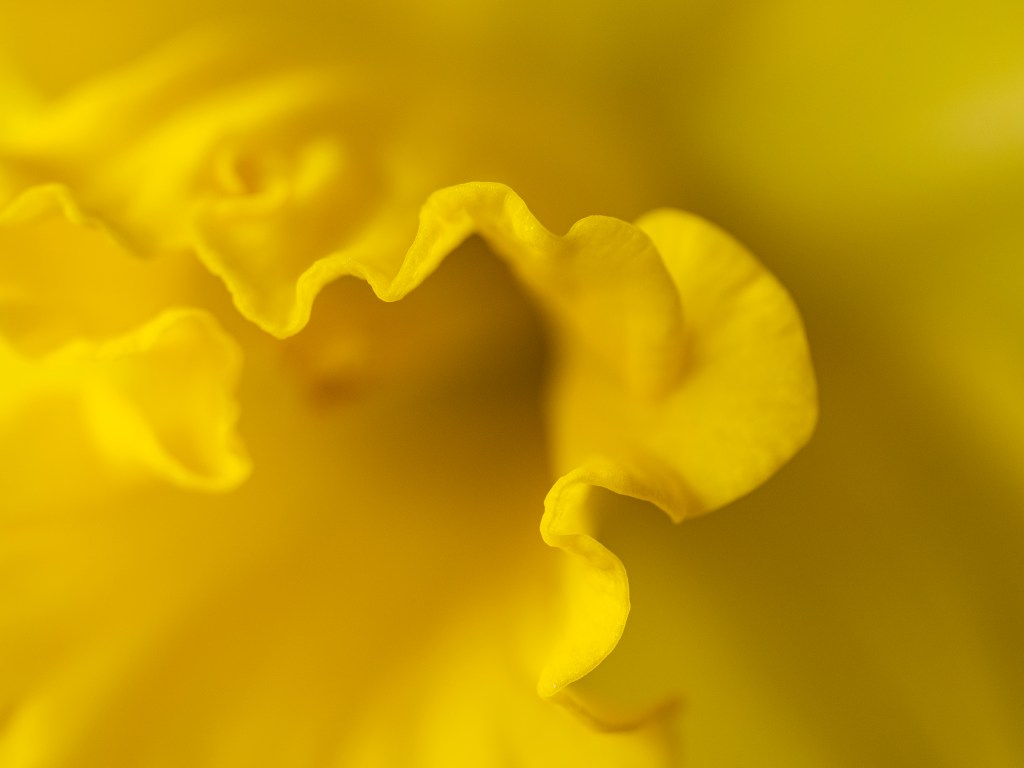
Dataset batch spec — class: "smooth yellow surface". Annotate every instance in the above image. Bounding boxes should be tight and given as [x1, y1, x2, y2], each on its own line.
[1, 0, 1021, 766]
[1, 308, 248, 504]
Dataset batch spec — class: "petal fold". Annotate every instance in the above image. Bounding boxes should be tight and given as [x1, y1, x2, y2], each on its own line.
[357, 185, 815, 716]
[525, 210, 816, 715]
[548, 208, 819, 520]
[3, 35, 815, 719]
[538, 461, 678, 701]
[204, 180, 812, 718]
[1, 308, 249, 507]
[0, 27, 437, 338]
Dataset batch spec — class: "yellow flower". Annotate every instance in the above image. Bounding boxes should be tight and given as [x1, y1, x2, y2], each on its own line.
[12, 0, 1020, 764]
[0, 6, 817, 767]
[543, 1, 1024, 765]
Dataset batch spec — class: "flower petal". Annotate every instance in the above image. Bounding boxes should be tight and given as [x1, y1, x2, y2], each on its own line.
[1, 308, 249, 506]
[0, 247, 564, 764]
[548, 209, 818, 519]
[4, 50, 815, 726]
[289, 183, 813, 715]
[537, 461, 669, 703]
[0, 27, 444, 338]
[336, 594, 680, 766]
[299, 183, 811, 719]
[0, 204, 202, 356]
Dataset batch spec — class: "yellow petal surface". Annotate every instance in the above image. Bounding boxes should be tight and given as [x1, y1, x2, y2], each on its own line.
[526, 1, 1024, 762]
[0, 18, 668, 340]
[0, 307, 249, 506]
[0, 207, 199, 356]
[303, 183, 814, 709]
[0, 174, 813, 764]
[0, 8, 830, 766]
[0, 236, 561, 766]
[548, 209, 818, 517]
[0, 27, 444, 337]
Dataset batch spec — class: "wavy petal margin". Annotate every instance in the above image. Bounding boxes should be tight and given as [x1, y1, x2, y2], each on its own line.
[281, 182, 813, 713]
[0, 308, 250, 505]
[537, 461, 685, 702]
[534, 208, 816, 714]
[202, 180, 689, 399]
[1, 174, 814, 721]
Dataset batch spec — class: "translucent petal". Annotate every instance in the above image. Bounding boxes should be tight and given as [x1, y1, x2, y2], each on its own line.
[548, 209, 818, 518]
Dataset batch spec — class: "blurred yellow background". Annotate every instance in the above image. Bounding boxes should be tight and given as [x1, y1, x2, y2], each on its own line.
[1, 0, 1022, 765]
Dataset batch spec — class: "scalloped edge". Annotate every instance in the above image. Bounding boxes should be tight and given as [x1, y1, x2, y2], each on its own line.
[0, 179, 815, 734]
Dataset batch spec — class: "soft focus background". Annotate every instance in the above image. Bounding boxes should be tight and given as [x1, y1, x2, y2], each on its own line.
[2, 0, 1022, 765]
